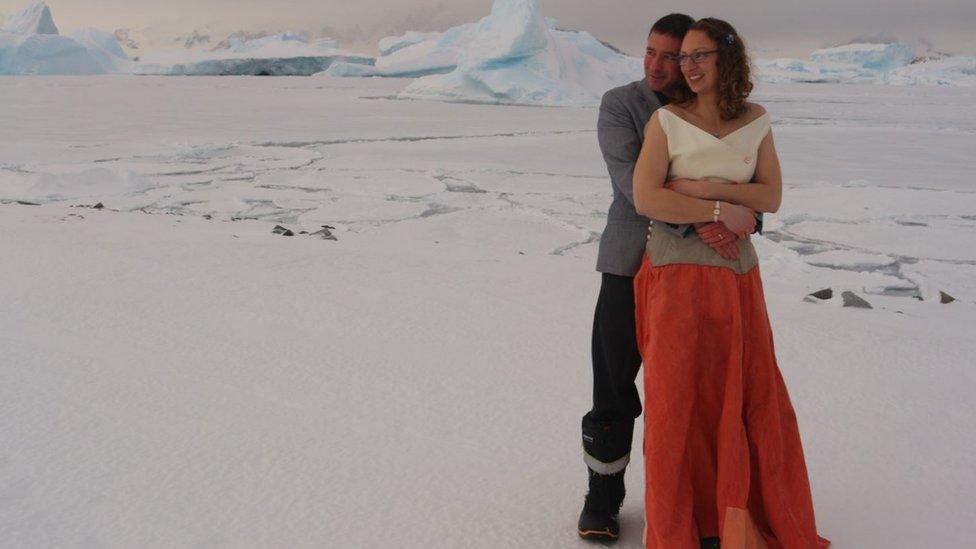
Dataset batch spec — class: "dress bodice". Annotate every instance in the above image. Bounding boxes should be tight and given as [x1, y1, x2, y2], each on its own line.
[646, 107, 772, 274]
[658, 107, 770, 184]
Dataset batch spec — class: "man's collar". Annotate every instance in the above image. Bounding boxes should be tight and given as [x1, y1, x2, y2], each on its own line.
[637, 78, 670, 107]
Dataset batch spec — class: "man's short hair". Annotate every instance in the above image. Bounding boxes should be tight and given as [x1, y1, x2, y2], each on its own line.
[649, 13, 694, 40]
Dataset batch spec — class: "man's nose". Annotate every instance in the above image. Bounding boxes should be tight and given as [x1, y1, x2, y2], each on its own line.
[649, 57, 665, 73]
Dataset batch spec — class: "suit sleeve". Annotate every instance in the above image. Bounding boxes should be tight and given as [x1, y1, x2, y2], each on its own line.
[597, 91, 642, 208]
[597, 90, 686, 236]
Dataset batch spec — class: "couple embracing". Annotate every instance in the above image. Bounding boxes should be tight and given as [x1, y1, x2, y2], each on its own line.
[578, 14, 830, 549]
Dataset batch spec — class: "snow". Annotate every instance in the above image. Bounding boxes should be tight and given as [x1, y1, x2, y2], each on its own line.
[396, 0, 642, 106]
[1, 75, 975, 547]
[0, 0, 57, 35]
[0, 166, 153, 203]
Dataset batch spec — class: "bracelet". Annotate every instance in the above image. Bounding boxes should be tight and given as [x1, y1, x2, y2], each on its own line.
[713, 201, 721, 223]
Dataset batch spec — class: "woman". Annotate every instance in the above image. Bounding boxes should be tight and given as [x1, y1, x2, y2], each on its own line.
[632, 18, 830, 549]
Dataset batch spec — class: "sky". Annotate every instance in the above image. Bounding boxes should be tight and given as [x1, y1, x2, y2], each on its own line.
[1, 0, 974, 57]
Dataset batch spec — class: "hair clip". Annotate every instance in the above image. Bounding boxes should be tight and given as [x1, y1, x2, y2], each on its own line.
[725, 34, 735, 45]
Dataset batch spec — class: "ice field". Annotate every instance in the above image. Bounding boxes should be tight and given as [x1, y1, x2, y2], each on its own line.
[1, 75, 975, 548]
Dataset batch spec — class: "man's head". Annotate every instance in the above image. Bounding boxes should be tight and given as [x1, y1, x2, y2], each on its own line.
[644, 13, 694, 95]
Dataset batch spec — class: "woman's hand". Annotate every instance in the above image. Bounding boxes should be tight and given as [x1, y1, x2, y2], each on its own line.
[665, 178, 709, 198]
[720, 202, 757, 238]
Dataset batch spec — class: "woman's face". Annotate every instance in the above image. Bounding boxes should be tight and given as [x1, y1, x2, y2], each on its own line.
[680, 30, 720, 95]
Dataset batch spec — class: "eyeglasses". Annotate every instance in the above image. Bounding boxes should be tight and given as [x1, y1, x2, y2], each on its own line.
[677, 50, 719, 66]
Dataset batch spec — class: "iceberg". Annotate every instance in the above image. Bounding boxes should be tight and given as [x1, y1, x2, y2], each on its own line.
[132, 32, 374, 76]
[754, 57, 875, 84]
[370, 22, 479, 77]
[754, 42, 916, 85]
[0, 2, 128, 74]
[378, 31, 440, 56]
[810, 42, 915, 72]
[884, 56, 976, 87]
[67, 27, 130, 72]
[755, 42, 975, 87]
[365, 5, 598, 80]
[1, 0, 58, 35]
[394, 0, 642, 106]
[319, 59, 381, 77]
[0, 33, 106, 74]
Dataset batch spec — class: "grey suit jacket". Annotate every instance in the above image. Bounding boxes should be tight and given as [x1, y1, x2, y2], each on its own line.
[595, 79, 688, 277]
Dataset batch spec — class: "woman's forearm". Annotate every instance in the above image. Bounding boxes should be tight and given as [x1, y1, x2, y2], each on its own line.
[699, 181, 781, 213]
[637, 188, 723, 224]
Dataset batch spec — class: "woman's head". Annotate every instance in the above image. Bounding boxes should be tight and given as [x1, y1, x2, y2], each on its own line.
[673, 18, 753, 120]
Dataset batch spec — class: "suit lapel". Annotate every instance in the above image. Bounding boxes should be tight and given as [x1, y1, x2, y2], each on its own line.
[637, 79, 661, 113]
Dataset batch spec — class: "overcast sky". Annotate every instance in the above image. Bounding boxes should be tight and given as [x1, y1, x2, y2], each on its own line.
[2, 0, 974, 57]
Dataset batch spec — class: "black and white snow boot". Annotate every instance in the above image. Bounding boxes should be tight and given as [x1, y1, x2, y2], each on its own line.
[577, 467, 625, 542]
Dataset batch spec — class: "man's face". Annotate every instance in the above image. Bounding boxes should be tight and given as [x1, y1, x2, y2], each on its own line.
[644, 31, 683, 94]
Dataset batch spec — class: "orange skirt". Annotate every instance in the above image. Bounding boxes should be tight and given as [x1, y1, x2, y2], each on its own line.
[634, 254, 830, 549]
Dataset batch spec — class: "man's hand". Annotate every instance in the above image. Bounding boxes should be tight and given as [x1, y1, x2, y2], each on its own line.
[694, 222, 742, 260]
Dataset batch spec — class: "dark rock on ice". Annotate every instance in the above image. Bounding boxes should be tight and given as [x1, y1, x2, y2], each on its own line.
[311, 225, 337, 240]
[841, 291, 873, 309]
[808, 288, 833, 300]
[940, 291, 956, 304]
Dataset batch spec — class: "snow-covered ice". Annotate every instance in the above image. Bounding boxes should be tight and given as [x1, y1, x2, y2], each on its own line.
[1, 75, 975, 547]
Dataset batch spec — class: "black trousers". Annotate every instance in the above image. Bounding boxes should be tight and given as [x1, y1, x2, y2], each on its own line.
[581, 272, 643, 472]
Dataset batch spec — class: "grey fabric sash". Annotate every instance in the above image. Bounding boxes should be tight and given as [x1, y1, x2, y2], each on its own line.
[646, 225, 758, 275]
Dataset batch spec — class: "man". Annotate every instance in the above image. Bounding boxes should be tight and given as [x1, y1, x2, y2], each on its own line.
[578, 13, 758, 543]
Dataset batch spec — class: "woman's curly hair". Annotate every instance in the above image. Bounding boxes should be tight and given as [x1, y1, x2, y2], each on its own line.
[671, 18, 754, 121]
